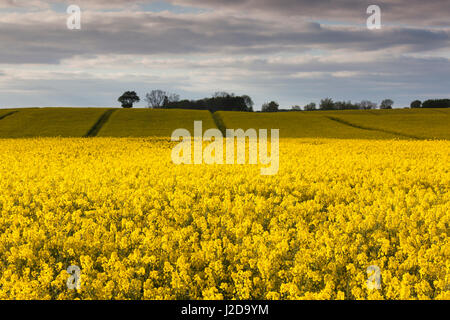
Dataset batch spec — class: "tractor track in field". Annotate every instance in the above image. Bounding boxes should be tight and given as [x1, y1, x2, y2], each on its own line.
[210, 111, 227, 136]
[0, 110, 18, 121]
[84, 109, 117, 137]
[326, 116, 425, 140]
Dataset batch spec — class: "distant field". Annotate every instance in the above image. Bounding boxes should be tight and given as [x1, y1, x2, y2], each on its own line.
[0, 109, 17, 119]
[97, 109, 217, 137]
[326, 108, 450, 140]
[217, 109, 450, 140]
[0, 107, 448, 139]
[217, 111, 398, 139]
[0, 108, 108, 138]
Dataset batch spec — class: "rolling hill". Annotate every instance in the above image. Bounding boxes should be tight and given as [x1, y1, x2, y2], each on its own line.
[0, 107, 448, 139]
[97, 109, 217, 137]
[0, 108, 108, 138]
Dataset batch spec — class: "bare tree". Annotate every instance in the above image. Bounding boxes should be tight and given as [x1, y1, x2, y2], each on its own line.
[304, 102, 316, 111]
[145, 90, 181, 108]
[358, 100, 378, 110]
[145, 90, 167, 108]
[168, 93, 180, 103]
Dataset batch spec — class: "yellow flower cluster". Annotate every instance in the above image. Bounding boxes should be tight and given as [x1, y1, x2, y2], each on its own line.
[0, 138, 448, 300]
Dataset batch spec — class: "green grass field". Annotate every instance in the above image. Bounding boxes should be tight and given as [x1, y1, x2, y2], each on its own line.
[217, 109, 450, 140]
[324, 109, 450, 140]
[0, 109, 17, 119]
[0, 107, 448, 139]
[216, 111, 399, 139]
[0, 108, 109, 138]
[97, 109, 217, 137]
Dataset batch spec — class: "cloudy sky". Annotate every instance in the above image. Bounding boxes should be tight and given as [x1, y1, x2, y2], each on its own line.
[0, 0, 449, 109]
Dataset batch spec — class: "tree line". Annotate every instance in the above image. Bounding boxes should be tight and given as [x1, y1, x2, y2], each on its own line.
[117, 91, 450, 111]
[288, 98, 394, 112]
[410, 99, 450, 109]
[118, 90, 253, 112]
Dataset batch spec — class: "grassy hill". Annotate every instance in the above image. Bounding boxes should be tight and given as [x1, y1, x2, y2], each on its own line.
[0, 108, 109, 138]
[0, 107, 448, 139]
[0, 109, 17, 118]
[325, 108, 450, 140]
[217, 108, 450, 140]
[97, 109, 217, 137]
[215, 111, 397, 139]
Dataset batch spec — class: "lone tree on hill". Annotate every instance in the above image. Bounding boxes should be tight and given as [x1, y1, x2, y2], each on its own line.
[118, 91, 140, 108]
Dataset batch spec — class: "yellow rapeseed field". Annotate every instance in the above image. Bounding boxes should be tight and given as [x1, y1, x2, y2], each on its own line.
[0, 138, 448, 300]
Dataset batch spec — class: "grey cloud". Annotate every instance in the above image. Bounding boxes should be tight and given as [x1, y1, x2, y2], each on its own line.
[1, 53, 449, 109]
[0, 1, 449, 109]
[2, 1, 450, 26]
[0, 11, 448, 64]
[168, 0, 450, 26]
